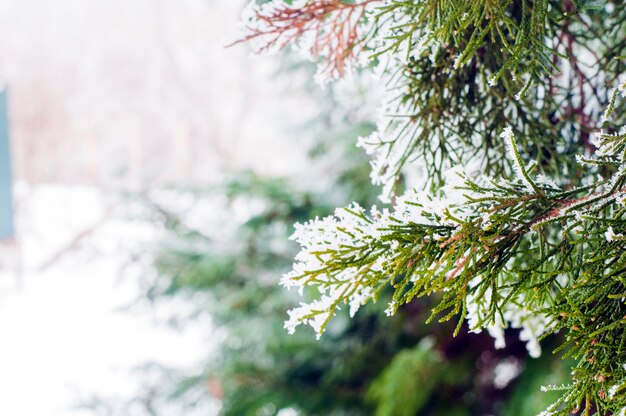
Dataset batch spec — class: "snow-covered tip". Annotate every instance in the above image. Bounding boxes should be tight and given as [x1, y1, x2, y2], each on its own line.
[620, 80, 626, 97]
[602, 103, 613, 123]
[284, 296, 336, 339]
[500, 126, 515, 142]
[501, 126, 541, 194]
[609, 384, 621, 400]
[348, 286, 374, 317]
[384, 301, 398, 316]
[605, 226, 625, 242]
[514, 77, 532, 101]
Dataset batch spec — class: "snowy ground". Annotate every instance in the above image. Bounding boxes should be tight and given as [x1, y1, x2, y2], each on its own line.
[0, 1, 313, 414]
[0, 184, 217, 415]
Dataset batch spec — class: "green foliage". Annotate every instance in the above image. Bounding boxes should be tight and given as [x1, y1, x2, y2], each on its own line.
[95, 1, 626, 414]
[374, 0, 554, 83]
[503, 347, 573, 416]
[239, 0, 626, 414]
[366, 338, 450, 416]
[128, 64, 572, 416]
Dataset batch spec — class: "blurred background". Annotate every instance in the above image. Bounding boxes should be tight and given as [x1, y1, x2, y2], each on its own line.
[0, 0, 310, 414]
[0, 1, 572, 415]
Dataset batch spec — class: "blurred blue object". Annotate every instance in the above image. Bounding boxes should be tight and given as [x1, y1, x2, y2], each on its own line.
[0, 88, 13, 240]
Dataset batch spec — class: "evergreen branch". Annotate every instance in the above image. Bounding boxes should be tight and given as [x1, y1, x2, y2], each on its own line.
[229, 0, 379, 82]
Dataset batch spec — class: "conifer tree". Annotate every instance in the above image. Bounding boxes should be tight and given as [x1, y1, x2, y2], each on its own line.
[127, 63, 571, 415]
[235, 1, 626, 414]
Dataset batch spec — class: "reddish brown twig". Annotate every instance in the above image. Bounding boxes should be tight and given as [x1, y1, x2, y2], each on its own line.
[229, 0, 379, 81]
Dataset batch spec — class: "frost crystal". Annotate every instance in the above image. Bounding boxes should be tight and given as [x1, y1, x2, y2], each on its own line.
[384, 301, 397, 317]
[605, 226, 624, 242]
[609, 384, 621, 400]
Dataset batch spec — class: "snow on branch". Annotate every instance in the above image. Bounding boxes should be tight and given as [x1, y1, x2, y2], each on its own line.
[283, 111, 626, 360]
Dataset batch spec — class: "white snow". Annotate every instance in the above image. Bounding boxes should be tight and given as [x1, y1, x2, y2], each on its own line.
[0, 270, 214, 415]
[0, 184, 217, 416]
[0, 0, 316, 414]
